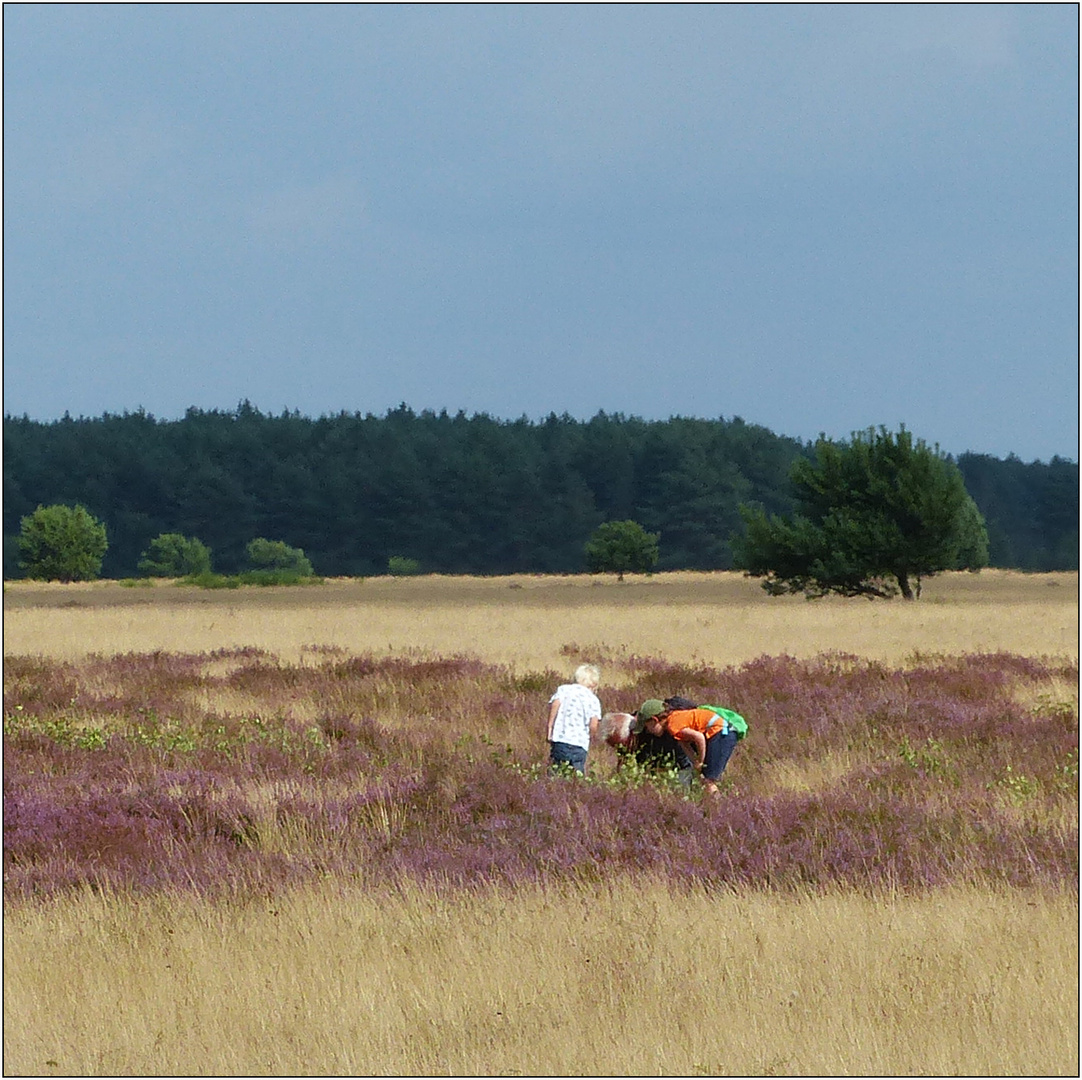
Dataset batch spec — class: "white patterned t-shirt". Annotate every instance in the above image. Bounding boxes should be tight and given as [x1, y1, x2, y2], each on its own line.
[548, 683, 602, 751]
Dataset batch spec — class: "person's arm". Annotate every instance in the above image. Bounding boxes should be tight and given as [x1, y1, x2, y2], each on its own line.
[676, 728, 707, 771]
[546, 699, 560, 742]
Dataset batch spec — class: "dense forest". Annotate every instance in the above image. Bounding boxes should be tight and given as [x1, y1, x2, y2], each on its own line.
[3, 405, 1077, 579]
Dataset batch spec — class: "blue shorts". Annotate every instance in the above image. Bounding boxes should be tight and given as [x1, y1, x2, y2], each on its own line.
[549, 741, 588, 774]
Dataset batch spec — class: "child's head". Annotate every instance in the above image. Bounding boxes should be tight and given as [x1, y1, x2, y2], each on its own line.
[631, 699, 667, 735]
[643, 715, 666, 737]
[573, 663, 600, 690]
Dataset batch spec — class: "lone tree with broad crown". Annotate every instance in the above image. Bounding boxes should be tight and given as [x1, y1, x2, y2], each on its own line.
[18, 503, 109, 582]
[733, 426, 989, 600]
[584, 520, 660, 581]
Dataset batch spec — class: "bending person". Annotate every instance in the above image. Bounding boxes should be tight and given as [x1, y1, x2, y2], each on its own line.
[632, 699, 740, 796]
[599, 708, 694, 784]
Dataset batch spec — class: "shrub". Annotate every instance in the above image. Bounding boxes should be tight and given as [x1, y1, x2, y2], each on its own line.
[387, 556, 422, 577]
[245, 538, 314, 576]
[18, 504, 108, 582]
[176, 570, 324, 589]
[236, 569, 324, 587]
[138, 533, 212, 577]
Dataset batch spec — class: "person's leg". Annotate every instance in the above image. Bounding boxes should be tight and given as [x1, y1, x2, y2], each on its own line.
[549, 741, 588, 775]
[702, 731, 738, 793]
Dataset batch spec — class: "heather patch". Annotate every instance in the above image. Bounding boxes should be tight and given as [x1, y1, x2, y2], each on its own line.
[4, 650, 1077, 900]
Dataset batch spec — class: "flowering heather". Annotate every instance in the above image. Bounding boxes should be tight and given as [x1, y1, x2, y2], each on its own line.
[4, 649, 1077, 900]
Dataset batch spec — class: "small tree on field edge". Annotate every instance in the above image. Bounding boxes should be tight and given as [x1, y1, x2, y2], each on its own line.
[246, 538, 314, 577]
[584, 520, 660, 581]
[138, 533, 212, 577]
[18, 504, 108, 582]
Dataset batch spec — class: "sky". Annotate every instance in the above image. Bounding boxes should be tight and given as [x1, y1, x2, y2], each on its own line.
[3, 3, 1078, 462]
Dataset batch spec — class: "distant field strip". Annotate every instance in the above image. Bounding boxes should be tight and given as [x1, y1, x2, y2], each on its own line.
[3, 570, 1077, 671]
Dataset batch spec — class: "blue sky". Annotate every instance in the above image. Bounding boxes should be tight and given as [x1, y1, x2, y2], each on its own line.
[3, 3, 1078, 461]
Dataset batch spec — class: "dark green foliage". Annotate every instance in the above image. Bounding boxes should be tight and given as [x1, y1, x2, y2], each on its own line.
[176, 569, 324, 589]
[235, 569, 322, 586]
[138, 532, 212, 577]
[387, 555, 421, 576]
[245, 537, 313, 576]
[584, 520, 660, 580]
[176, 571, 240, 589]
[734, 427, 991, 600]
[957, 453, 1079, 570]
[18, 504, 108, 582]
[2, 406, 1075, 578]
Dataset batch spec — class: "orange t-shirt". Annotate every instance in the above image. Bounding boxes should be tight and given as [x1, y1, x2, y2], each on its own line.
[663, 708, 726, 740]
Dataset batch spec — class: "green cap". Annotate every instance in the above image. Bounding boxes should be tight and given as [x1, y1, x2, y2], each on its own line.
[631, 699, 666, 734]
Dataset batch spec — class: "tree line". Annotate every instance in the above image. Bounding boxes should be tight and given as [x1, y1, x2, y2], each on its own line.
[3, 404, 1077, 580]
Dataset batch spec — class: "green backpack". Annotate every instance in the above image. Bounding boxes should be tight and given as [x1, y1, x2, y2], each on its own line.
[700, 704, 749, 740]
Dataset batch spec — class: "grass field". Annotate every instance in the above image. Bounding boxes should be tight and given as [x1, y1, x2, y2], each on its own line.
[3, 568, 1078, 671]
[3, 569, 1078, 1075]
[5, 879, 1076, 1076]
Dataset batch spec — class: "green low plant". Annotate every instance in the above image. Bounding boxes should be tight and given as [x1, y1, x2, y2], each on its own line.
[988, 764, 1040, 804]
[899, 735, 957, 782]
[1055, 750, 1078, 792]
[74, 727, 108, 750]
[235, 569, 324, 587]
[507, 748, 696, 798]
[601, 749, 694, 797]
[1031, 693, 1078, 724]
[177, 569, 324, 589]
[3, 705, 27, 738]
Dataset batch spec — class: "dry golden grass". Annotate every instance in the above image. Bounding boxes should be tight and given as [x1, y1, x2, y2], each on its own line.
[4, 569, 1077, 674]
[4, 879, 1076, 1077]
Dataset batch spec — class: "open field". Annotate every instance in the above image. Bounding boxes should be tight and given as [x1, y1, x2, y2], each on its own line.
[5, 879, 1076, 1076]
[4, 570, 1078, 1075]
[3, 568, 1078, 671]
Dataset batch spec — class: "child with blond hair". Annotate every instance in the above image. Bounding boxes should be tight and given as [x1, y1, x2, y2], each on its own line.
[545, 663, 601, 775]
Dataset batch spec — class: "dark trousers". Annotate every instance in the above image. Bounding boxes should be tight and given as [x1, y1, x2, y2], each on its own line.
[702, 731, 739, 781]
[549, 740, 587, 774]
